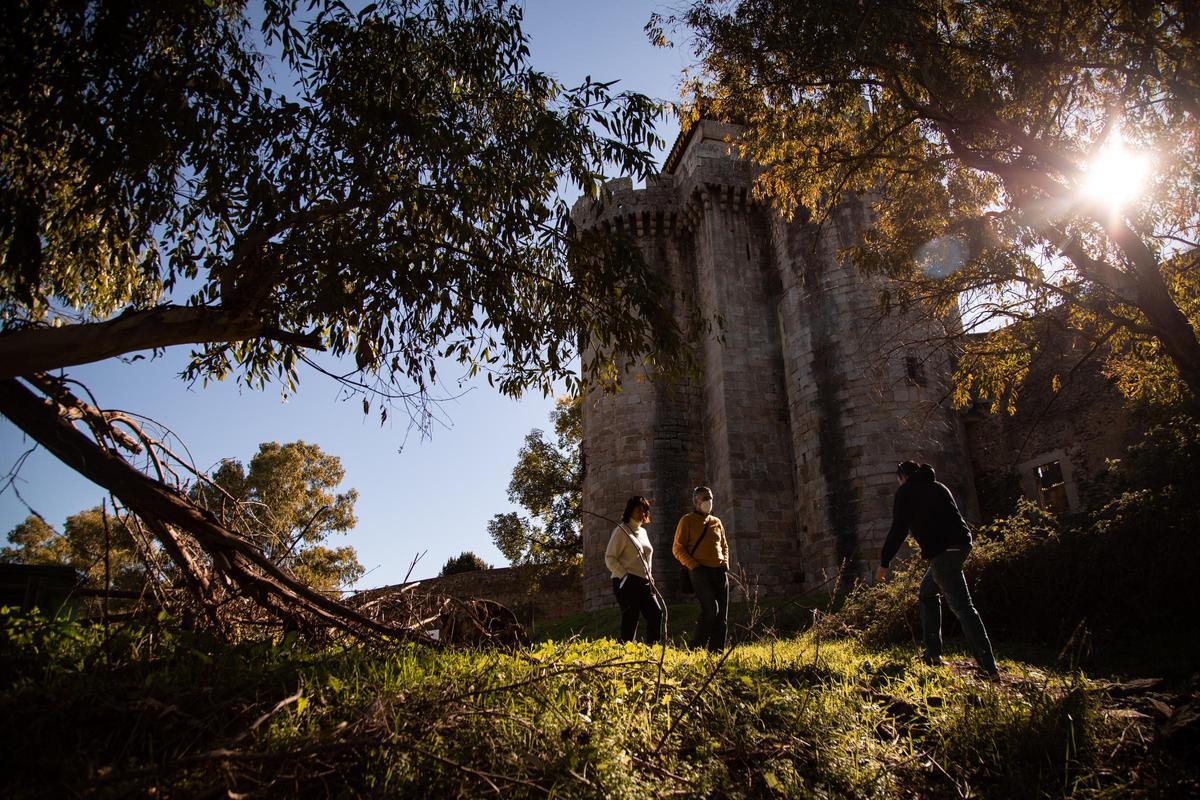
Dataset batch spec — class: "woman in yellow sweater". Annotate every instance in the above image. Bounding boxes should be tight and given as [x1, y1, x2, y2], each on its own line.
[672, 485, 729, 651]
[604, 496, 662, 644]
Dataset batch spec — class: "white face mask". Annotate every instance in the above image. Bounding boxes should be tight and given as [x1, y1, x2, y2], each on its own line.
[698, 498, 713, 515]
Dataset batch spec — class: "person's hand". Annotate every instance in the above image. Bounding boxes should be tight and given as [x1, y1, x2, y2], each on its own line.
[875, 566, 888, 582]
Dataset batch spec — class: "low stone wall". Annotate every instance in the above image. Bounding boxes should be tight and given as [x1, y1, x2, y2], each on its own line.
[382, 567, 583, 635]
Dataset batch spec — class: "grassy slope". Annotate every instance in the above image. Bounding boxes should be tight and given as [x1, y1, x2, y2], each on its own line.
[532, 594, 831, 645]
[12, 417, 1200, 796]
[3, 613, 1195, 799]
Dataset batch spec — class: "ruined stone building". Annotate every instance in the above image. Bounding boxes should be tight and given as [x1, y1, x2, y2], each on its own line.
[572, 121, 1143, 611]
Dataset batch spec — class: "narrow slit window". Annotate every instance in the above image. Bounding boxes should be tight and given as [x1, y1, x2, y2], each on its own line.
[904, 356, 927, 387]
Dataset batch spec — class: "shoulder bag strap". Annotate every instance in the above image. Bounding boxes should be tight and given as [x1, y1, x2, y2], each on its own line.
[688, 518, 709, 557]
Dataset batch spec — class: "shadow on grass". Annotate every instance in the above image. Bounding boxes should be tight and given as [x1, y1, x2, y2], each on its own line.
[532, 593, 835, 645]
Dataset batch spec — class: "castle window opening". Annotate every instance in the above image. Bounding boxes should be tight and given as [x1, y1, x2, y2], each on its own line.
[1036, 460, 1069, 514]
[904, 355, 928, 387]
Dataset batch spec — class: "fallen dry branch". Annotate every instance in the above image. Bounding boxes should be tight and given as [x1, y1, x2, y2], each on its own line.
[0, 376, 430, 642]
[347, 585, 529, 648]
[410, 744, 552, 796]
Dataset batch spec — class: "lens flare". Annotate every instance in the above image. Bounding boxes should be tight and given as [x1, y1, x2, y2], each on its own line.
[1082, 135, 1152, 213]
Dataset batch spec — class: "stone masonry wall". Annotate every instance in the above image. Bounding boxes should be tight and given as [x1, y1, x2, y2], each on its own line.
[576, 172, 708, 609]
[769, 198, 978, 587]
[687, 184, 800, 596]
[581, 359, 673, 610]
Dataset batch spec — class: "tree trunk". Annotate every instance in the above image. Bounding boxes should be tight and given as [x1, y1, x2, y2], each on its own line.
[1111, 221, 1200, 399]
[0, 378, 419, 641]
[1135, 276, 1200, 399]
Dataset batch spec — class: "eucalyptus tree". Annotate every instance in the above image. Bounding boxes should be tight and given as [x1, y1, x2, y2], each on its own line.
[1, 510, 151, 592]
[0, 0, 682, 635]
[190, 441, 364, 593]
[488, 394, 582, 575]
[666, 0, 1200, 408]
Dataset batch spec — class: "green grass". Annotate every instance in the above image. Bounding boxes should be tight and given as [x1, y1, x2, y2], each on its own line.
[533, 594, 833, 644]
[3, 611, 1194, 798]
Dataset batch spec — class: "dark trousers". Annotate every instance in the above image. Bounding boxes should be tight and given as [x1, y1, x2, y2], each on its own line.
[689, 564, 728, 652]
[612, 575, 662, 645]
[919, 548, 997, 672]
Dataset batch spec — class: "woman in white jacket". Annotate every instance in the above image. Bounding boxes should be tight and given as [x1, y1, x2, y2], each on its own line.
[605, 496, 662, 644]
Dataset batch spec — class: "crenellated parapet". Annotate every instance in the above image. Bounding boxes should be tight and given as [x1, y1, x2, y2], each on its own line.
[573, 121, 760, 239]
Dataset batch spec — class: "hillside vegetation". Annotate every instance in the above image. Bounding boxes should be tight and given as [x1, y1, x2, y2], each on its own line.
[4, 420, 1199, 798]
[822, 416, 1200, 673]
[3, 610, 1196, 799]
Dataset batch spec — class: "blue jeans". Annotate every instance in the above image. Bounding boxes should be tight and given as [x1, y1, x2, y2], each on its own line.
[690, 565, 728, 652]
[919, 548, 997, 672]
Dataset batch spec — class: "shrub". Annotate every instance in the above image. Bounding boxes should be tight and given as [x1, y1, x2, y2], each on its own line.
[1113, 413, 1200, 494]
[439, 551, 491, 577]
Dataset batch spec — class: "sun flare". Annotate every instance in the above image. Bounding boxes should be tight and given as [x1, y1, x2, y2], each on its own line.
[1082, 135, 1152, 212]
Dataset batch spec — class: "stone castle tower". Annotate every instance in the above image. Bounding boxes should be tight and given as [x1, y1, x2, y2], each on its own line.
[572, 120, 979, 611]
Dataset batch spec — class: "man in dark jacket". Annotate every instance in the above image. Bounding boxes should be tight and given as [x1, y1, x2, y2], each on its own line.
[876, 461, 998, 675]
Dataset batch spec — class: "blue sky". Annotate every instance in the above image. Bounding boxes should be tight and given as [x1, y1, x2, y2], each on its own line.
[0, 1, 690, 587]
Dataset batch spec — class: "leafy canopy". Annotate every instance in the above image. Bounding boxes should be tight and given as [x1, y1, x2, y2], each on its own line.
[489, 394, 582, 574]
[0, 0, 684, 400]
[439, 551, 491, 577]
[1, 509, 157, 592]
[190, 440, 364, 592]
[669, 0, 1200, 408]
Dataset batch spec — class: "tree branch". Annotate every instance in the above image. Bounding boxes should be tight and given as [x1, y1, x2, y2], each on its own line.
[0, 377, 422, 641]
[1048, 229, 1141, 302]
[0, 305, 325, 380]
